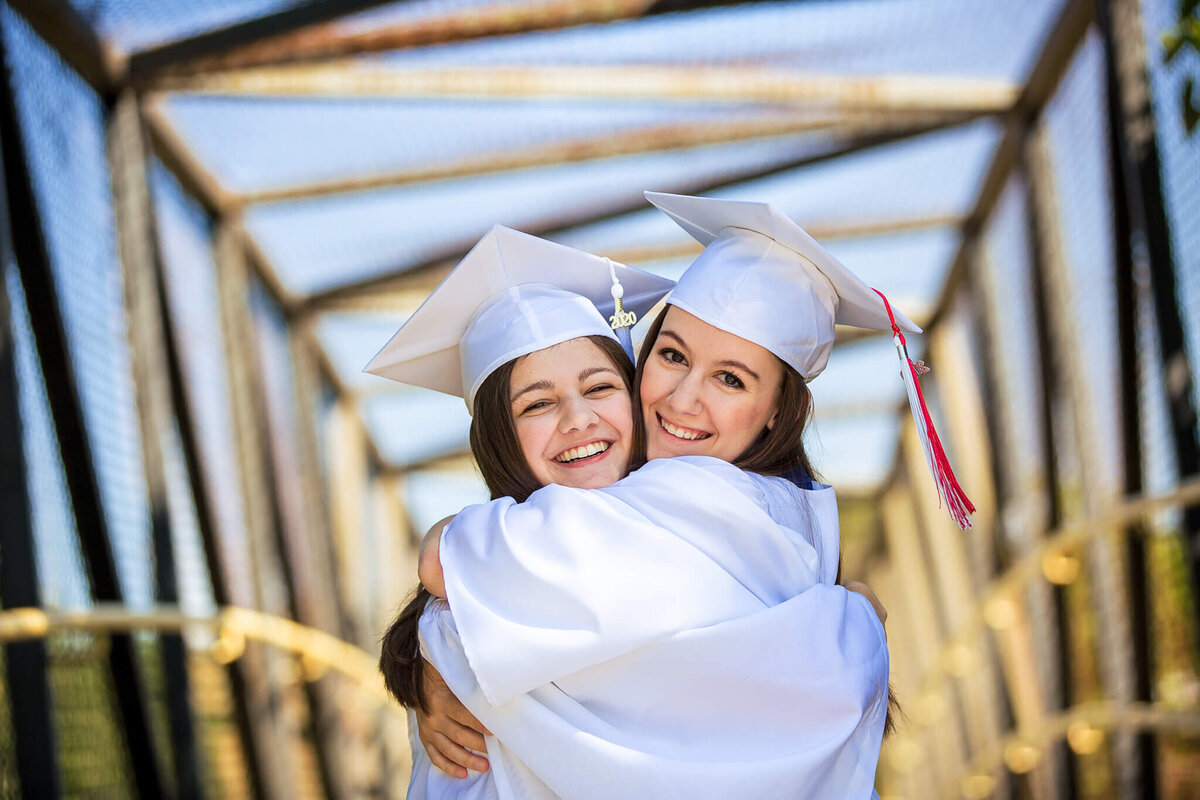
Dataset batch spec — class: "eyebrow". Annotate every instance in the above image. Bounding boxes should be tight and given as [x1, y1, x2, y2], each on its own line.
[578, 365, 619, 382]
[510, 379, 553, 404]
[510, 365, 620, 405]
[659, 329, 761, 382]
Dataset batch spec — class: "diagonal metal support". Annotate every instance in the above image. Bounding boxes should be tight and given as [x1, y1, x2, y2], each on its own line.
[924, 0, 1095, 336]
[128, 0, 398, 82]
[0, 20, 166, 800]
[134, 0, 659, 76]
[5, 0, 123, 93]
[0, 117, 60, 800]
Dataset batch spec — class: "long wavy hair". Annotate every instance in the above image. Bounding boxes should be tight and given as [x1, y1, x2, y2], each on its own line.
[379, 335, 636, 710]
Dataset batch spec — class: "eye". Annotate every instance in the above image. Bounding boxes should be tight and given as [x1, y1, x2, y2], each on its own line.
[586, 382, 617, 395]
[718, 371, 745, 389]
[519, 399, 552, 415]
[658, 347, 687, 365]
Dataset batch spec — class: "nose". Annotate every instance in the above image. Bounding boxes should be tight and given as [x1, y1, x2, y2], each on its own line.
[559, 393, 599, 433]
[665, 371, 702, 416]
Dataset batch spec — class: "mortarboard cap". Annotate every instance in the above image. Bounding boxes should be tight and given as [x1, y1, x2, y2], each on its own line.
[364, 225, 674, 412]
[645, 191, 921, 381]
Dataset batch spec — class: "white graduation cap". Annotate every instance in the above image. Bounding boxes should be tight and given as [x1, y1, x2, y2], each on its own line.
[646, 191, 973, 529]
[363, 225, 674, 412]
[645, 191, 920, 382]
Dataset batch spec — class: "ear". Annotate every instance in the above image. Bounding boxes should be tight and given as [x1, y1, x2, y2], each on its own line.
[766, 409, 779, 430]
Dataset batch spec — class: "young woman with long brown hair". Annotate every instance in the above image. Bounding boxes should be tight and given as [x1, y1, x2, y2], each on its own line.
[366, 224, 673, 797]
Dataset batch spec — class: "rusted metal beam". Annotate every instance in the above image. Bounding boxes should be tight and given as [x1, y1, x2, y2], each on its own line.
[163, 64, 1020, 113]
[109, 88, 206, 800]
[127, 0, 396, 82]
[235, 219, 301, 314]
[241, 112, 851, 205]
[301, 114, 983, 314]
[140, 0, 659, 77]
[141, 96, 233, 216]
[5, 0, 124, 94]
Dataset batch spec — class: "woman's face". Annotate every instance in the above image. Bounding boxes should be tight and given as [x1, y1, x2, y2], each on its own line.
[641, 306, 783, 463]
[510, 337, 634, 490]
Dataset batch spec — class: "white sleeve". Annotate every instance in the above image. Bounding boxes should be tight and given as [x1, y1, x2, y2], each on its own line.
[438, 457, 823, 704]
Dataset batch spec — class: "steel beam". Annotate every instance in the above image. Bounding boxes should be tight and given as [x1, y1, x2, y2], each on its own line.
[5, 0, 122, 94]
[0, 22, 166, 799]
[1096, 1, 1161, 794]
[135, 0, 658, 76]
[0, 113, 60, 800]
[127, 0, 397, 82]
[238, 112, 851, 205]
[924, 0, 1095, 336]
[141, 97, 234, 216]
[109, 88, 205, 800]
[1099, 0, 1200, 660]
[302, 114, 982, 313]
[1021, 134, 1079, 800]
[164, 64, 1020, 113]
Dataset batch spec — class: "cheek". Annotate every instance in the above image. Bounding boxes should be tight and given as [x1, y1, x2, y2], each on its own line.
[603, 397, 635, 448]
[639, 364, 669, 407]
[514, 417, 552, 466]
[720, 397, 775, 440]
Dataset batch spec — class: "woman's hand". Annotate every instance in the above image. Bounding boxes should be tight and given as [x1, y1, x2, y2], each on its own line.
[416, 660, 492, 778]
[844, 580, 887, 629]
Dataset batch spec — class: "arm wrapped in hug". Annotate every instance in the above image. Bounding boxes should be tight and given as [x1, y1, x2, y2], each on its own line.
[439, 456, 826, 704]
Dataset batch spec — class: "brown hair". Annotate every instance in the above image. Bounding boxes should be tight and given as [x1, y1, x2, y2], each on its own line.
[380, 335, 637, 710]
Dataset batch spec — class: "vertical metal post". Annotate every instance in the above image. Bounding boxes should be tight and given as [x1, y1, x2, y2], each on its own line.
[212, 219, 299, 799]
[1098, 0, 1200, 659]
[0, 128, 60, 800]
[214, 220, 344, 798]
[128, 114, 269, 800]
[1019, 149, 1078, 800]
[1095, 2, 1160, 795]
[107, 88, 203, 800]
[962, 249, 1014, 577]
[0, 22, 166, 800]
[252, 312, 342, 800]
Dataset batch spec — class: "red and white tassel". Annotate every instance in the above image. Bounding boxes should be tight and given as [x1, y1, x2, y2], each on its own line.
[873, 289, 976, 530]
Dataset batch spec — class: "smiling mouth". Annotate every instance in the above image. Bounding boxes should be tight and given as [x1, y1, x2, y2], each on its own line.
[554, 440, 612, 464]
[658, 414, 711, 441]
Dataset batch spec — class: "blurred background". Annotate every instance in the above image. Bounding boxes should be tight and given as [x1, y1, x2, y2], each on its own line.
[0, 0, 1197, 797]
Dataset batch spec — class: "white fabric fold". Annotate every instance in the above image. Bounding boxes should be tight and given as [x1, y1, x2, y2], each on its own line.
[411, 456, 888, 799]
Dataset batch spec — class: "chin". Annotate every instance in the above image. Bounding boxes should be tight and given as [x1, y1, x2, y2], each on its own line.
[570, 464, 623, 490]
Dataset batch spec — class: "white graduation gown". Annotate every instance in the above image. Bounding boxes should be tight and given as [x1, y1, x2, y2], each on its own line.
[408, 456, 888, 799]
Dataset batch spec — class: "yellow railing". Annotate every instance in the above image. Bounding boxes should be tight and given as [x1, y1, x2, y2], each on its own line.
[0, 603, 397, 712]
[941, 702, 1200, 799]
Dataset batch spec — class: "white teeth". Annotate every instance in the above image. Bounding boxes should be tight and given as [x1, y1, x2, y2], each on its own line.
[661, 418, 707, 440]
[555, 441, 609, 463]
